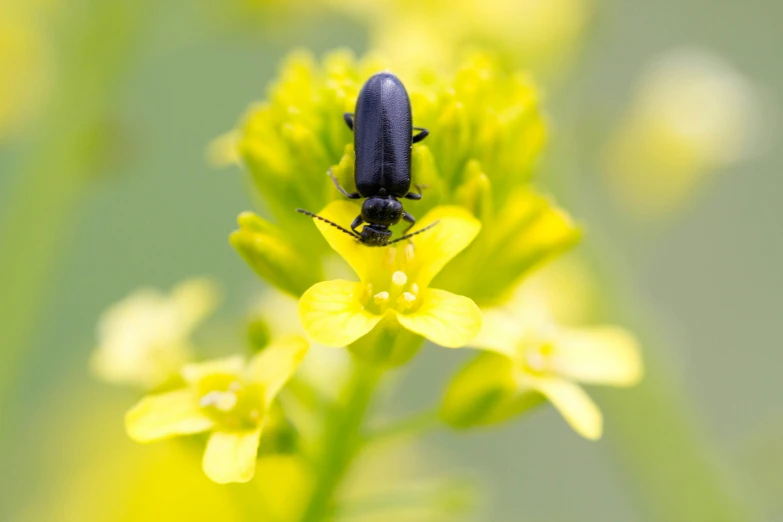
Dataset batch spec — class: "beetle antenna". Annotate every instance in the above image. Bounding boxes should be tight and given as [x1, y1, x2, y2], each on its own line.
[297, 208, 360, 239]
[388, 221, 440, 245]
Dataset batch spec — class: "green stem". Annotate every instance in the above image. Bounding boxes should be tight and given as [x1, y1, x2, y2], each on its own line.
[546, 106, 757, 522]
[300, 358, 383, 522]
[363, 409, 439, 448]
[592, 257, 756, 522]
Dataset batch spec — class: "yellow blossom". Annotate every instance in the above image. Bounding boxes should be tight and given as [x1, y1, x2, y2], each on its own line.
[229, 50, 578, 309]
[90, 279, 219, 389]
[605, 47, 760, 218]
[125, 335, 308, 484]
[325, 0, 590, 77]
[299, 201, 482, 351]
[0, 2, 52, 139]
[441, 307, 642, 440]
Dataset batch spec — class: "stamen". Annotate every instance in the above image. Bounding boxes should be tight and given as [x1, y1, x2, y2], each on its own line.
[526, 352, 547, 372]
[398, 292, 417, 310]
[362, 283, 373, 301]
[411, 283, 420, 295]
[392, 270, 408, 286]
[404, 242, 415, 261]
[200, 391, 238, 412]
[384, 247, 396, 268]
[373, 291, 390, 305]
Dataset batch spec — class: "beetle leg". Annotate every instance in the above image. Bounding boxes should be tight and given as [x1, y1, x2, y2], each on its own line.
[412, 127, 429, 143]
[401, 211, 416, 234]
[404, 184, 427, 200]
[344, 112, 354, 131]
[350, 215, 364, 234]
[328, 168, 361, 199]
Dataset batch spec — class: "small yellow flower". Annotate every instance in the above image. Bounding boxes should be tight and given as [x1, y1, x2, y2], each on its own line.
[228, 51, 579, 308]
[125, 336, 308, 484]
[442, 309, 642, 440]
[299, 201, 482, 349]
[605, 48, 760, 218]
[0, 4, 52, 139]
[326, 0, 590, 77]
[90, 278, 219, 389]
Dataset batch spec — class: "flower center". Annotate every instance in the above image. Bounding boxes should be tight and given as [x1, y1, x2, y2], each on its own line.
[519, 340, 556, 377]
[363, 269, 421, 315]
[196, 373, 264, 430]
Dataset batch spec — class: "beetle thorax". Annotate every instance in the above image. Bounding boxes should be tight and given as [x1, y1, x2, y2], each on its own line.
[361, 196, 403, 227]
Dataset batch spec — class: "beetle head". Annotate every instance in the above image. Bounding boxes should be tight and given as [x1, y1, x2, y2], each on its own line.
[359, 224, 392, 246]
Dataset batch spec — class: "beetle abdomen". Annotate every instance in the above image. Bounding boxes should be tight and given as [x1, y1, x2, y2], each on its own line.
[354, 73, 413, 198]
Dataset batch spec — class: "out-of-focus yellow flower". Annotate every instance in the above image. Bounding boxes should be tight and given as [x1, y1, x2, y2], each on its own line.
[299, 201, 481, 350]
[441, 304, 642, 439]
[605, 48, 760, 218]
[326, 0, 590, 77]
[90, 279, 219, 389]
[0, 1, 54, 139]
[125, 336, 308, 483]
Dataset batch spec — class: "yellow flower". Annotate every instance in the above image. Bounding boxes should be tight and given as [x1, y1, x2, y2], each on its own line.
[125, 335, 308, 484]
[441, 308, 642, 440]
[90, 278, 219, 389]
[605, 48, 760, 218]
[299, 201, 482, 351]
[325, 0, 590, 77]
[229, 50, 578, 308]
[0, 3, 52, 139]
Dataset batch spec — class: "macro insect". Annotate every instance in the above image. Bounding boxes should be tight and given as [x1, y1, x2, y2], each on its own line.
[298, 72, 436, 246]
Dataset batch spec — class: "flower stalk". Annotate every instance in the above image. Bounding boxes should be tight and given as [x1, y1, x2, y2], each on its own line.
[300, 357, 383, 522]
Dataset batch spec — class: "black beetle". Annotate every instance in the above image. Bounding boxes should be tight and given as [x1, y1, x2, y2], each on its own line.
[298, 72, 436, 246]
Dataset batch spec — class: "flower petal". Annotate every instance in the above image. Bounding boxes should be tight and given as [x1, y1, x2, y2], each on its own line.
[181, 355, 245, 384]
[406, 206, 481, 287]
[299, 280, 384, 347]
[528, 376, 602, 440]
[311, 201, 386, 281]
[125, 389, 214, 442]
[396, 288, 481, 348]
[247, 335, 309, 405]
[553, 327, 643, 386]
[202, 429, 263, 484]
[469, 308, 525, 359]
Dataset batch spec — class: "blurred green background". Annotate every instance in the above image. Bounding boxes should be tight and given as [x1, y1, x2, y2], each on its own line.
[1, 0, 780, 520]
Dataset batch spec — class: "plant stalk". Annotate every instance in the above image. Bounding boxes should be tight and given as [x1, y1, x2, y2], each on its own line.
[300, 358, 383, 522]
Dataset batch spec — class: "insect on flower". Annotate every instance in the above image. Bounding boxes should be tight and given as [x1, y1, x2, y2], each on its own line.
[298, 72, 436, 246]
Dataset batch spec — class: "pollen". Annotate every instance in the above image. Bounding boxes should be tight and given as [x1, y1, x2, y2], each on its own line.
[392, 270, 408, 286]
[373, 291, 390, 304]
[402, 292, 416, 303]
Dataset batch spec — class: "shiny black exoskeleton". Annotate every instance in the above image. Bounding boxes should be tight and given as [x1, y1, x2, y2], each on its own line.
[298, 72, 434, 246]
